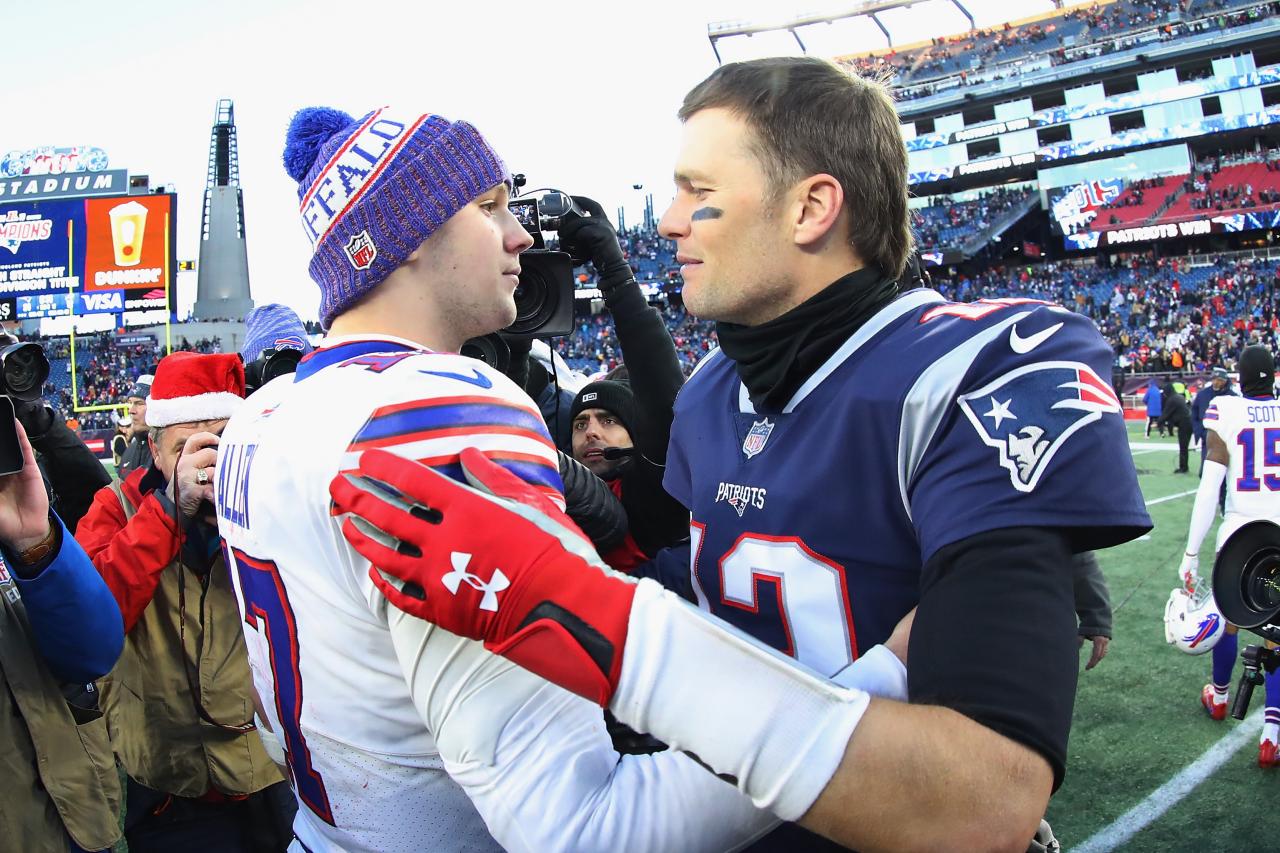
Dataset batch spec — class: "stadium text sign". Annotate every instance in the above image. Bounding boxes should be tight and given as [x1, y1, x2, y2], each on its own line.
[1105, 220, 1213, 245]
[0, 169, 127, 202]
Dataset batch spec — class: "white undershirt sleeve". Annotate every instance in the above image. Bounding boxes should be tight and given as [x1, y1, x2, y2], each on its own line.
[384, 603, 778, 853]
[612, 580, 873, 822]
[1186, 459, 1227, 558]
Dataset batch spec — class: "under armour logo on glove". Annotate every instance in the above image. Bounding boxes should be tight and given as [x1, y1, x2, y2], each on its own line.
[442, 552, 509, 612]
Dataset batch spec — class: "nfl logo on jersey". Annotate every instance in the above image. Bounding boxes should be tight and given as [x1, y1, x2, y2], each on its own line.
[345, 230, 378, 270]
[742, 417, 774, 459]
[958, 361, 1121, 493]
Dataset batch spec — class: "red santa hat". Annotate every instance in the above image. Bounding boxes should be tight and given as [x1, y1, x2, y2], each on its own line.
[145, 351, 245, 428]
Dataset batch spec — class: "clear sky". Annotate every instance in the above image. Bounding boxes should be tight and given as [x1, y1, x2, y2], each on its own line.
[4, 0, 1044, 322]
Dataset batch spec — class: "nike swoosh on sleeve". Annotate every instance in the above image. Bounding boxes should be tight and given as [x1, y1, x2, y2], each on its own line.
[418, 368, 494, 389]
[1009, 321, 1064, 354]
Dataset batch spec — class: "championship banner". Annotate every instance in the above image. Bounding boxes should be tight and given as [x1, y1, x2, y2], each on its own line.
[0, 193, 175, 310]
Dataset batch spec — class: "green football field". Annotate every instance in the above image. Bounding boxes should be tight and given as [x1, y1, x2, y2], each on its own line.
[1045, 421, 1280, 851]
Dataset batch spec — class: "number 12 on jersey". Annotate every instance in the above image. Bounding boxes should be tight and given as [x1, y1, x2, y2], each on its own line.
[231, 548, 335, 825]
[690, 524, 859, 677]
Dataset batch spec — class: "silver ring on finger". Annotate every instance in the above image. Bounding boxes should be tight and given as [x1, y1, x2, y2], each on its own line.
[196, 467, 210, 486]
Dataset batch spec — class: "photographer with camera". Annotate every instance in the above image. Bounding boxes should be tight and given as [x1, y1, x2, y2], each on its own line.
[557, 198, 690, 565]
[75, 351, 291, 852]
[241, 304, 313, 395]
[0, 334, 110, 532]
[0, 418, 125, 853]
[1173, 343, 1280, 768]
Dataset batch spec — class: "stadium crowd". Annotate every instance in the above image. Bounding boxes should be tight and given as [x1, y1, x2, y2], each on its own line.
[936, 253, 1280, 373]
[845, 0, 1272, 99]
[913, 186, 1035, 248]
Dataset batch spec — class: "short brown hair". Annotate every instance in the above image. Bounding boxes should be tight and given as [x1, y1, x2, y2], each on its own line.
[679, 57, 912, 280]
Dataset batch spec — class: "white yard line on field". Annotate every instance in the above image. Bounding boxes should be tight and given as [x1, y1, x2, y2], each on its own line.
[1129, 443, 1180, 451]
[1073, 709, 1263, 853]
[1144, 489, 1198, 506]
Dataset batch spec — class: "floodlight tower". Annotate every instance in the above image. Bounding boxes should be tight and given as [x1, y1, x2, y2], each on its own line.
[193, 99, 254, 320]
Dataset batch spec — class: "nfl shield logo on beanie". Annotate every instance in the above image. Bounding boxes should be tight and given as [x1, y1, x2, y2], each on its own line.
[345, 230, 377, 270]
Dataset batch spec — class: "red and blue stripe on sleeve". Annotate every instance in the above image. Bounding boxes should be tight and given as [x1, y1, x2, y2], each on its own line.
[345, 395, 564, 501]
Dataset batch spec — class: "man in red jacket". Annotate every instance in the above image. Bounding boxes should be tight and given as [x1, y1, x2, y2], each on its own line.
[76, 351, 291, 853]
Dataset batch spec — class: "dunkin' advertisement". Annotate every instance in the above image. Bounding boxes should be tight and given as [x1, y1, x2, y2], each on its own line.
[0, 192, 175, 318]
[82, 195, 170, 294]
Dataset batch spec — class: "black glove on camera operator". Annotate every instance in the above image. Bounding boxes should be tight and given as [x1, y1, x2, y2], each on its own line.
[557, 196, 636, 296]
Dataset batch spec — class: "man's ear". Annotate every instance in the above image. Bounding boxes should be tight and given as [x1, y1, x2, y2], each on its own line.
[791, 174, 845, 249]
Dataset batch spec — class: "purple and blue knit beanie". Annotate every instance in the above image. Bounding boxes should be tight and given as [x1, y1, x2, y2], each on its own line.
[283, 106, 510, 328]
[242, 303, 314, 363]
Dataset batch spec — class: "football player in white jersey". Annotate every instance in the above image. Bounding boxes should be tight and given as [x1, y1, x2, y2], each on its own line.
[1180, 344, 1280, 767]
[214, 104, 909, 852]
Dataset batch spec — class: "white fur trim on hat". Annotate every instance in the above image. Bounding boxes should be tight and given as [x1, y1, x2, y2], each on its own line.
[144, 391, 243, 428]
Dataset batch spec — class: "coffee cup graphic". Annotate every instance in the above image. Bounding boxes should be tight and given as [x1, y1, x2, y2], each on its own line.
[108, 201, 148, 267]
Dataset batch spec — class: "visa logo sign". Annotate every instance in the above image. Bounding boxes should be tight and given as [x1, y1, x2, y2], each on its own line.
[75, 290, 124, 314]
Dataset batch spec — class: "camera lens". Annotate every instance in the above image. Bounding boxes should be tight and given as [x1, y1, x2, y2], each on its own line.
[261, 349, 302, 384]
[460, 334, 510, 374]
[1, 343, 50, 401]
[1243, 549, 1280, 613]
[507, 269, 554, 335]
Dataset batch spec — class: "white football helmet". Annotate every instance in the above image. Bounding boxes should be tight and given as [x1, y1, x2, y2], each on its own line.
[1164, 587, 1227, 655]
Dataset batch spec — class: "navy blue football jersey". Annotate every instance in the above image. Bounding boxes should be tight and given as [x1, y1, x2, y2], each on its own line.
[664, 289, 1151, 677]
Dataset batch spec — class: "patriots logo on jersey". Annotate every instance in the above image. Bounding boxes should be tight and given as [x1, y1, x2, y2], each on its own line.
[958, 360, 1121, 493]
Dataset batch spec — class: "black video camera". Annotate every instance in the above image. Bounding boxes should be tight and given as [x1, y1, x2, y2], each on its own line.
[502, 189, 578, 338]
[243, 347, 304, 396]
[0, 342, 51, 475]
[1211, 521, 1280, 719]
[460, 185, 581, 370]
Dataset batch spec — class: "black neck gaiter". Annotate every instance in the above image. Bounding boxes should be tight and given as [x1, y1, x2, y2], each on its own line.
[716, 266, 900, 412]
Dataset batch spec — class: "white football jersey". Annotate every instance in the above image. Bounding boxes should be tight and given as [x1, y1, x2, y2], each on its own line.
[215, 335, 773, 853]
[1204, 393, 1280, 548]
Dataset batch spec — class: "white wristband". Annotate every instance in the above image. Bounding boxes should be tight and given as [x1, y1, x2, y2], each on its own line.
[831, 643, 908, 701]
[612, 579, 870, 821]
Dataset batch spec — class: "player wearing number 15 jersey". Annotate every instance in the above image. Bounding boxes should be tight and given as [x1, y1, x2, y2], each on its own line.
[1178, 344, 1280, 766]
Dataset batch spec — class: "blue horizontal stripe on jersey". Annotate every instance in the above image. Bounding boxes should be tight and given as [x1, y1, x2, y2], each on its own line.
[430, 458, 564, 493]
[356, 401, 549, 444]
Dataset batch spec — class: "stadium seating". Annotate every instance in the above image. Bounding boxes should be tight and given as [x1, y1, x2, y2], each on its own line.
[1160, 159, 1280, 221]
[843, 0, 1271, 96]
[1093, 177, 1181, 227]
[914, 186, 1035, 250]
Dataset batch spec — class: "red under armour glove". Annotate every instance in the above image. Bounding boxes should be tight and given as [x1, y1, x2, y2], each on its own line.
[329, 447, 637, 706]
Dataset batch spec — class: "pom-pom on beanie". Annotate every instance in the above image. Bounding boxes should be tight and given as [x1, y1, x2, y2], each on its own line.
[283, 106, 509, 328]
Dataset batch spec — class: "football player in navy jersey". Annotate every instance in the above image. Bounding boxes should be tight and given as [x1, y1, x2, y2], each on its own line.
[333, 57, 1151, 852]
